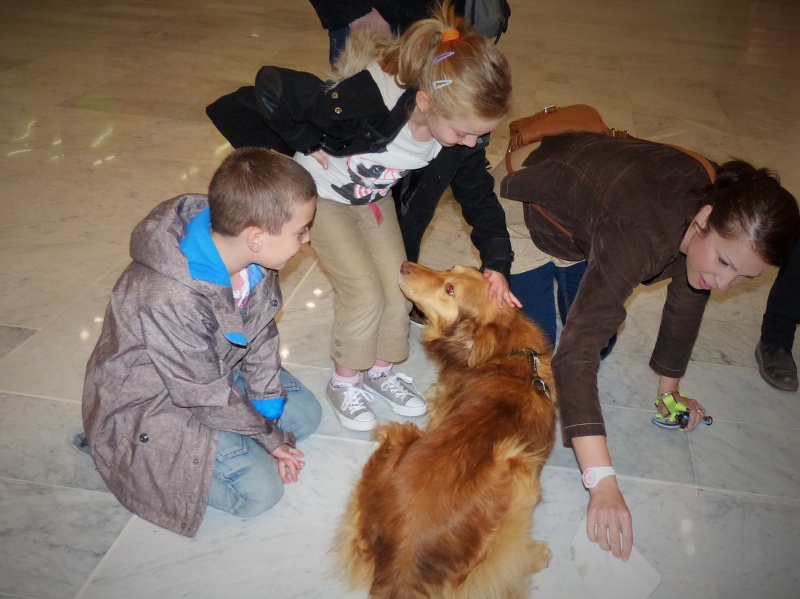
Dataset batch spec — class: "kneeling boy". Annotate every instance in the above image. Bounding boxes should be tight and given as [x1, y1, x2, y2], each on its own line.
[82, 148, 319, 536]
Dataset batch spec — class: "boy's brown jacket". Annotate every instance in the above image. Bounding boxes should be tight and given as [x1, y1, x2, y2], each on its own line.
[83, 195, 286, 536]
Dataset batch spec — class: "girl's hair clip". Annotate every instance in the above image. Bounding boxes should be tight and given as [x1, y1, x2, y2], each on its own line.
[441, 28, 459, 43]
[433, 79, 453, 89]
[432, 51, 455, 65]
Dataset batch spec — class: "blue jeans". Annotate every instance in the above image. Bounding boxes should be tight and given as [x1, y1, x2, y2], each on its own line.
[206, 368, 321, 517]
[328, 26, 350, 65]
[510, 262, 616, 358]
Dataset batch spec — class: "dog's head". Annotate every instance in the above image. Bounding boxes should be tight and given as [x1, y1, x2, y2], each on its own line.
[399, 262, 501, 328]
[399, 262, 548, 368]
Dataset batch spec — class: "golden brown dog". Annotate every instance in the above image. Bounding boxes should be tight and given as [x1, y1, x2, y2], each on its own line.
[335, 262, 557, 599]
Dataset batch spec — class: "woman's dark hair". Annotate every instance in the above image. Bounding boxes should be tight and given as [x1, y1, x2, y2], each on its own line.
[699, 160, 800, 266]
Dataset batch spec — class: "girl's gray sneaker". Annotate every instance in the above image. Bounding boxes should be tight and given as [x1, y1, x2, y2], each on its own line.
[326, 381, 377, 431]
[361, 372, 426, 417]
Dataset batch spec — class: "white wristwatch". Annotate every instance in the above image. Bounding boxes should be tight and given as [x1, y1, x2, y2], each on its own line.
[582, 466, 616, 489]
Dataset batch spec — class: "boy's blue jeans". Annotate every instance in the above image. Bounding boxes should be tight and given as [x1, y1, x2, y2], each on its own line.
[206, 368, 321, 518]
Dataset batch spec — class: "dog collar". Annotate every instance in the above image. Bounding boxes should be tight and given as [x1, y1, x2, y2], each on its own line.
[508, 348, 553, 402]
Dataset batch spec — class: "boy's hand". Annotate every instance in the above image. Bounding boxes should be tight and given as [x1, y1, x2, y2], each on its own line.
[270, 444, 305, 484]
[483, 269, 522, 309]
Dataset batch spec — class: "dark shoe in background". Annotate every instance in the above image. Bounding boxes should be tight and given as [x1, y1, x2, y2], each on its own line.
[600, 333, 618, 361]
[755, 341, 798, 391]
[409, 305, 427, 328]
[71, 432, 92, 457]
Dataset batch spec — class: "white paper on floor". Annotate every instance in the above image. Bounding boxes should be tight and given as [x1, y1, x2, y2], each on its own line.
[570, 519, 662, 599]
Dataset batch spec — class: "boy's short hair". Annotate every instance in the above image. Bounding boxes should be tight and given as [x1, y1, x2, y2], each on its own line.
[208, 147, 316, 236]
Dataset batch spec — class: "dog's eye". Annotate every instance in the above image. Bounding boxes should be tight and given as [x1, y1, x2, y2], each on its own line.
[445, 283, 454, 296]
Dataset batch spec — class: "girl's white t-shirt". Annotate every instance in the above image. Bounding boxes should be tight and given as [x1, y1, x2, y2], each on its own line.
[294, 64, 442, 205]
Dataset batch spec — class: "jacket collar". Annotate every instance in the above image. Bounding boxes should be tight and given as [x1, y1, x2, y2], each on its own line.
[179, 206, 250, 347]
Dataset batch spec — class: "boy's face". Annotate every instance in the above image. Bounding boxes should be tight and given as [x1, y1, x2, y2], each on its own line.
[254, 198, 316, 270]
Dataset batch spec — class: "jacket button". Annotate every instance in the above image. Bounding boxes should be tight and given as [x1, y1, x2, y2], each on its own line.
[331, 92, 339, 99]
[365, 132, 371, 138]
[271, 299, 279, 306]
[139, 433, 149, 443]
[334, 107, 342, 114]
[193, 458, 199, 465]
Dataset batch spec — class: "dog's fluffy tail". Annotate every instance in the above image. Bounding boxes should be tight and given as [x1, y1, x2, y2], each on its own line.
[336, 422, 425, 596]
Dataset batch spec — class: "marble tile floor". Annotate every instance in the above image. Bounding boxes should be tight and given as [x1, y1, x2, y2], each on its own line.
[0, 1, 798, 598]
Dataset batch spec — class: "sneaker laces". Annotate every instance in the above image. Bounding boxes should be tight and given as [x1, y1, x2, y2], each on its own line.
[341, 385, 373, 415]
[378, 373, 418, 402]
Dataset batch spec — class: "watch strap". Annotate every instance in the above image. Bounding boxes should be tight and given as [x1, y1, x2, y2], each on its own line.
[582, 466, 616, 489]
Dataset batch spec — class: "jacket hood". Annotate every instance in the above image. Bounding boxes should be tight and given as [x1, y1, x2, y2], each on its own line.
[129, 194, 251, 347]
[130, 194, 210, 287]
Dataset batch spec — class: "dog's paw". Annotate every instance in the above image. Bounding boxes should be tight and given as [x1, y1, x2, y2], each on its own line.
[530, 540, 552, 573]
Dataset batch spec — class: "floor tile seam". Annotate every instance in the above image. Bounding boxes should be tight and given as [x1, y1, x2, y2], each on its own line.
[309, 432, 376, 448]
[280, 361, 331, 373]
[72, 514, 138, 599]
[596, 403, 800, 431]
[278, 258, 319, 313]
[541, 465, 800, 504]
[0, 388, 81, 404]
[0, 474, 111, 495]
[0, 322, 38, 333]
[0, 333, 41, 366]
[687, 427, 700, 492]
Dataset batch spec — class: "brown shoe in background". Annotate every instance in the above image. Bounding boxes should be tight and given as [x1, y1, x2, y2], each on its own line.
[755, 341, 798, 391]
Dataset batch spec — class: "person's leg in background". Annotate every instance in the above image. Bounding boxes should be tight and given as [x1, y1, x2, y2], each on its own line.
[756, 236, 800, 391]
[328, 26, 350, 65]
[509, 262, 557, 347]
[554, 261, 617, 359]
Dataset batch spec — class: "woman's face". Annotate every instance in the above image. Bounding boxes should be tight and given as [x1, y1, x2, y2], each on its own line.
[683, 207, 769, 291]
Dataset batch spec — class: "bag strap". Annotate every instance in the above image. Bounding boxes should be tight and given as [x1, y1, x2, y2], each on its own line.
[505, 114, 716, 183]
[607, 129, 716, 183]
[503, 106, 717, 241]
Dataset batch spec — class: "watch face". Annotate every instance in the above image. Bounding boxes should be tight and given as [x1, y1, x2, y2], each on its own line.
[583, 469, 595, 487]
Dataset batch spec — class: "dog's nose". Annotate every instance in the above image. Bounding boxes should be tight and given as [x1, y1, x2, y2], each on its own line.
[400, 261, 411, 275]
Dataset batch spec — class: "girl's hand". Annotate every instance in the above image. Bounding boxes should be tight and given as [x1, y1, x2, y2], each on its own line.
[270, 444, 305, 484]
[586, 476, 633, 561]
[309, 150, 328, 170]
[483, 269, 522, 309]
[349, 8, 392, 34]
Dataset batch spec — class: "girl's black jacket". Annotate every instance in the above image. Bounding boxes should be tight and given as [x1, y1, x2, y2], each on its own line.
[206, 65, 513, 278]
